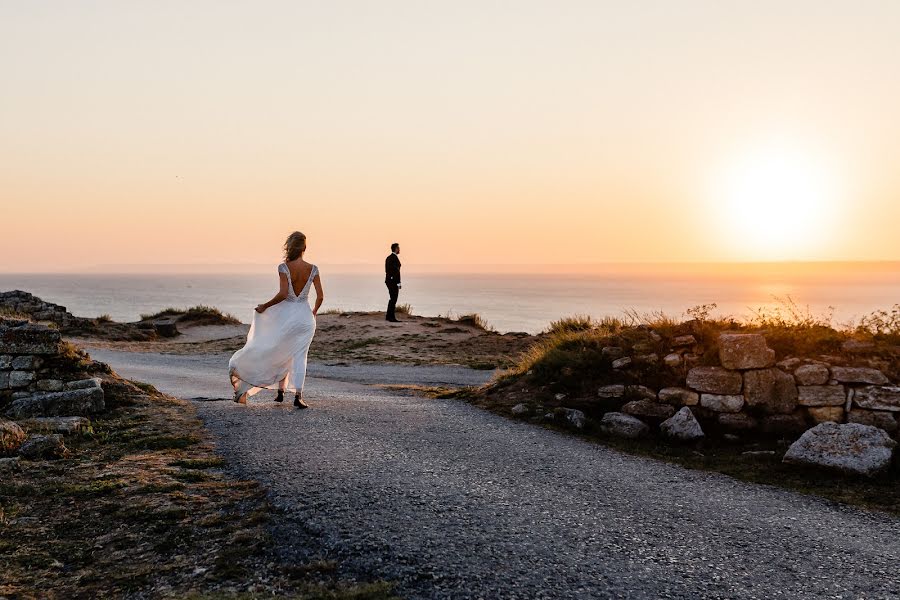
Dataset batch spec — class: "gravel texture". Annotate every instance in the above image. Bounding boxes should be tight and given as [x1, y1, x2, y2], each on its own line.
[93, 349, 900, 599]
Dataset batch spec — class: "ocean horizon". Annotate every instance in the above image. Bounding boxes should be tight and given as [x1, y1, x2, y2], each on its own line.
[2, 262, 897, 334]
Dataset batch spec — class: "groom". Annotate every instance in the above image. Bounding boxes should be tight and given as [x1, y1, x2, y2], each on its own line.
[385, 242, 401, 322]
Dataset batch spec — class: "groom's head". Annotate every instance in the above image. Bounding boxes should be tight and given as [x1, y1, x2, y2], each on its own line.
[391, 243, 400, 255]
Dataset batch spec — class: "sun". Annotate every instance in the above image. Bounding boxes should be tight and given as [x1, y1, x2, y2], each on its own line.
[711, 143, 840, 261]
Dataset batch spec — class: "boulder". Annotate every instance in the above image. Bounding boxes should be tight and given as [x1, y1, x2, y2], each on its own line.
[599, 412, 649, 439]
[686, 367, 743, 395]
[743, 368, 798, 414]
[718, 333, 775, 370]
[852, 386, 900, 412]
[597, 384, 625, 399]
[18, 434, 67, 460]
[20, 416, 91, 435]
[847, 409, 898, 433]
[0, 419, 27, 455]
[807, 406, 844, 424]
[797, 385, 846, 407]
[783, 423, 896, 477]
[830, 367, 889, 385]
[794, 364, 830, 386]
[660, 407, 705, 441]
[658, 387, 699, 406]
[153, 317, 180, 338]
[718, 413, 758, 431]
[700, 394, 744, 413]
[554, 407, 586, 429]
[621, 399, 675, 419]
[5, 386, 105, 419]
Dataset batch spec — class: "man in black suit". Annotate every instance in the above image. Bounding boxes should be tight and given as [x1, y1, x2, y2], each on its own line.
[385, 243, 402, 322]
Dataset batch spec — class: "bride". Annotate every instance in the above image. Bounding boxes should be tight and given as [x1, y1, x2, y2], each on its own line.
[229, 231, 324, 408]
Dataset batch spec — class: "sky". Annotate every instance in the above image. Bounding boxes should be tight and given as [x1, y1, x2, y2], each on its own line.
[2, 1, 900, 271]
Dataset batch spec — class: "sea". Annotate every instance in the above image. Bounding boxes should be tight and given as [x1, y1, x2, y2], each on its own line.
[1, 262, 898, 334]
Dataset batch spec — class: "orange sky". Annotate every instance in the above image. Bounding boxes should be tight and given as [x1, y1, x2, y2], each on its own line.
[2, 1, 900, 272]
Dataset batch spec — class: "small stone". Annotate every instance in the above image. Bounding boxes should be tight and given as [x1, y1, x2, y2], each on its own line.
[0, 355, 11, 369]
[683, 353, 701, 369]
[18, 434, 67, 460]
[807, 406, 844, 423]
[718, 413, 758, 430]
[742, 450, 777, 458]
[64, 378, 102, 391]
[601, 346, 624, 360]
[830, 367, 889, 385]
[0, 371, 8, 390]
[797, 385, 846, 407]
[0, 419, 27, 455]
[783, 422, 896, 477]
[686, 367, 743, 395]
[611, 357, 632, 370]
[671, 335, 696, 347]
[718, 333, 775, 370]
[852, 386, 900, 412]
[723, 433, 741, 442]
[626, 385, 657, 401]
[599, 412, 649, 439]
[658, 387, 699, 406]
[794, 364, 830, 386]
[511, 404, 529, 416]
[597, 384, 625, 399]
[622, 399, 675, 419]
[743, 368, 798, 414]
[663, 353, 682, 368]
[660, 407, 704, 441]
[700, 394, 744, 413]
[11, 355, 37, 370]
[847, 409, 898, 433]
[9, 370, 35, 388]
[636, 353, 658, 365]
[554, 407, 586, 429]
[776, 357, 802, 371]
[554, 393, 566, 401]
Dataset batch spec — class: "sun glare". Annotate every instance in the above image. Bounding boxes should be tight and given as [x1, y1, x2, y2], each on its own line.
[711, 143, 840, 261]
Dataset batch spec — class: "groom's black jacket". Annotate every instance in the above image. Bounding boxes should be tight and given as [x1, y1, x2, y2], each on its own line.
[385, 253, 401, 285]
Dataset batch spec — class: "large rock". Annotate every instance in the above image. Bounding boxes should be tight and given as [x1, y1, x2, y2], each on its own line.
[783, 423, 896, 477]
[0, 419, 27, 455]
[718, 333, 775, 370]
[597, 384, 625, 399]
[743, 368, 798, 414]
[658, 387, 699, 406]
[700, 394, 744, 413]
[21, 416, 92, 435]
[18, 434, 67, 460]
[621, 399, 675, 419]
[852, 386, 900, 412]
[0, 322, 61, 354]
[794, 364, 830, 385]
[4, 385, 105, 419]
[554, 407, 586, 429]
[599, 412, 649, 439]
[660, 407, 704, 441]
[847, 409, 898, 433]
[830, 367, 889, 385]
[686, 367, 743, 395]
[797, 385, 846, 407]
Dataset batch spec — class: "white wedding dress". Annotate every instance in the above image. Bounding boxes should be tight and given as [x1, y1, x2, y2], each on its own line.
[229, 263, 318, 403]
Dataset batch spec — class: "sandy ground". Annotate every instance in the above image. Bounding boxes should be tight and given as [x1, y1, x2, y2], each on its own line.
[74, 312, 536, 369]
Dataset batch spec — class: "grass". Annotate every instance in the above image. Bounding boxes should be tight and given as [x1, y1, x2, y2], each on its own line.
[456, 313, 493, 331]
[0, 307, 30, 321]
[139, 305, 241, 325]
[95, 314, 113, 323]
[394, 303, 413, 315]
[343, 337, 383, 351]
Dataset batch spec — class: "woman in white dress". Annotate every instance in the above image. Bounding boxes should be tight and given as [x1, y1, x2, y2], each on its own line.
[229, 231, 324, 408]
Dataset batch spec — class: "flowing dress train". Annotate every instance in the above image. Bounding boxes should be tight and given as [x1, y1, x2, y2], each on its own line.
[228, 263, 318, 402]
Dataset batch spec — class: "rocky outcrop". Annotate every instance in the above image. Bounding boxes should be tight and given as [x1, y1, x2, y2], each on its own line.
[18, 433, 67, 460]
[5, 382, 104, 419]
[599, 412, 648, 439]
[660, 407, 704, 442]
[783, 423, 896, 477]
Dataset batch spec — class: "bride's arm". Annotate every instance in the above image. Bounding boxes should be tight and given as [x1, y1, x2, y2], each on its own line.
[256, 273, 290, 313]
[311, 273, 324, 316]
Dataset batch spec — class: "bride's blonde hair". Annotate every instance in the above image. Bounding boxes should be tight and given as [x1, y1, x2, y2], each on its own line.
[284, 231, 307, 261]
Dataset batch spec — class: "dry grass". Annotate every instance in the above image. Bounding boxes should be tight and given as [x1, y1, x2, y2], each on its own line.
[394, 303, 413, 315]
[0, 307, 30, 321]
[140, 305, 241, 326]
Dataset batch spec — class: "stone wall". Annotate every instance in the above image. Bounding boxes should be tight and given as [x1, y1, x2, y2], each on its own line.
[607, 333, 898, 437]
[0, 290, 79, 328]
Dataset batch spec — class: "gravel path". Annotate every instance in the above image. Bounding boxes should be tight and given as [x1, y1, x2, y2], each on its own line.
[93, 350, 900, 599]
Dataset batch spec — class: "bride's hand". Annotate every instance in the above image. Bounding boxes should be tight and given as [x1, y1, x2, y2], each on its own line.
[255, 304, 266, 313]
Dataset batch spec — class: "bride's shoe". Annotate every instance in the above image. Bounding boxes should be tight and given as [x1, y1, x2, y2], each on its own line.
[294, 394, 309, 409]
[275, 390, 285, 403]
[233, 389, 247, 404]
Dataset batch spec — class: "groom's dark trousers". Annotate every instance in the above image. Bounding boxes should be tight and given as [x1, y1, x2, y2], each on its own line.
[386, 283, 399, 321]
